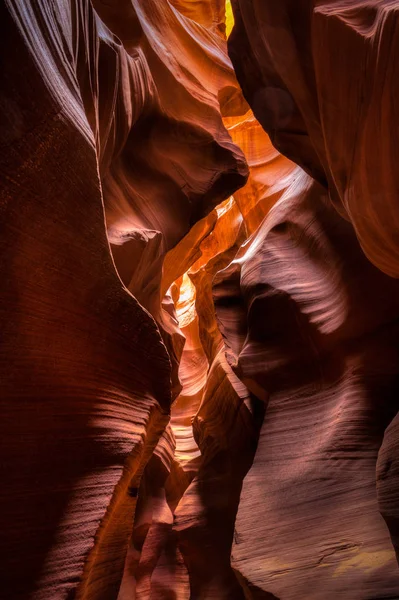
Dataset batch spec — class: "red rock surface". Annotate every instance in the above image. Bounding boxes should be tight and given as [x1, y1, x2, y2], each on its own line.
[214, 177, 399, 598]
[229, 0, 399, 278]
[1, 1, 399, 599]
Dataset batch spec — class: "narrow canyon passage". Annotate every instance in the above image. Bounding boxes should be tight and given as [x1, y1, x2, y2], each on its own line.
[1, 1, 399, 599]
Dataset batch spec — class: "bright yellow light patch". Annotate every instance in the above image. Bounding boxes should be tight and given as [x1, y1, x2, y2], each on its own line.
[225, 0, 234, 38]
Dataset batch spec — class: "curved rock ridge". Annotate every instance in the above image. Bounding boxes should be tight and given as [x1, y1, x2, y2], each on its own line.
[227, 4, 399, 594]
[229, 0, 399, 278]
[213, 171, 399, 598]
[116, 193, 264, 599]
[93, 0, 249, 396]
[1, 0, 248, 598]
[0, 5, 172, 599]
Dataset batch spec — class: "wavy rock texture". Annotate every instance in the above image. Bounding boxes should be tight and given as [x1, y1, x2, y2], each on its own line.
[0, 0, 247, 598]
[228, 2, 399, 597]
[2, 0, 399, 599]
[229, 0, 399, 279]
[0, 9, 171, 600]
[214, 176, 399, 598]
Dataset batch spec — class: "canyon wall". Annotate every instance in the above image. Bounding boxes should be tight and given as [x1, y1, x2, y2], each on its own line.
[1, 1, 399, 599]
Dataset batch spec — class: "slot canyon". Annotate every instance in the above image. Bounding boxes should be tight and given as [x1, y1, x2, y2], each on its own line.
[2, 0, 399, 598]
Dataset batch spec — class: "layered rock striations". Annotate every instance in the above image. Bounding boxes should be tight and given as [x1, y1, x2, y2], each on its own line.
[228, 2, 399, 597]
[1, 0, 399, 599]
[214, 176, 399, 598]
[229, 0, 399, 278]
[1, 0, 247, 597]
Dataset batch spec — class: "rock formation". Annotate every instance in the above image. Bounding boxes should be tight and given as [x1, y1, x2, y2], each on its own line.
[1, 0, 399, 599]
[228, 0, 399, 278]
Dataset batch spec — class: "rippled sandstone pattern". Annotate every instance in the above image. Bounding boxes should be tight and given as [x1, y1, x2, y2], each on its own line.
[2, 0, 399, 599]
[229, 0, 399, 278]
[1, 0, 246, 598]
[214, 176, 399, 598]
